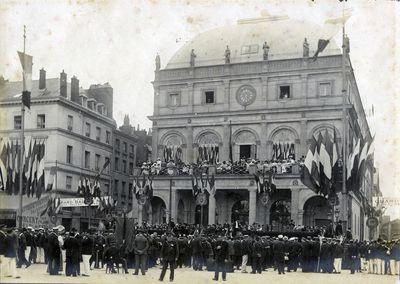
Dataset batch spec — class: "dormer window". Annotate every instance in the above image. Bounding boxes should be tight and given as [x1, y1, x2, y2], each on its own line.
[279, 85, 291, 99]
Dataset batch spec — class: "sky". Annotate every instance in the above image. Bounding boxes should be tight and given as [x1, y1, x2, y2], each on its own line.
[1, 0, 399, 215]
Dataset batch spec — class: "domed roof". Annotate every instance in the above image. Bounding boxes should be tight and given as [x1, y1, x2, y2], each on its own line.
[165, 17, 340, 69]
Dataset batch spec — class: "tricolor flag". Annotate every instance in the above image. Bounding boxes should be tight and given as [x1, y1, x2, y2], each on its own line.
[301, 136, 320, 192]
[0, 139, 9, 191]
[45, 166, 57, 192]
[36, 141, 45, 199]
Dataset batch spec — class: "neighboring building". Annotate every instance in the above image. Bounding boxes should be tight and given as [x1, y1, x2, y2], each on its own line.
[147, 17, 375, 239]
[112, 115, 138, 212]
[0, 69, 115, 230]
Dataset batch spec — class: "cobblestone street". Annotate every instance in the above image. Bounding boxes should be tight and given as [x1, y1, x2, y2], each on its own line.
[1, 264, 399, 284]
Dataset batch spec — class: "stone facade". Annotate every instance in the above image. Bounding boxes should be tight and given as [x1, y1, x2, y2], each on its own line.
[147, 20, 375, 240]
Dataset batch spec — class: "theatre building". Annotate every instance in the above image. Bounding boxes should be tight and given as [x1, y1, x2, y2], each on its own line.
[147, 17, 376, 240]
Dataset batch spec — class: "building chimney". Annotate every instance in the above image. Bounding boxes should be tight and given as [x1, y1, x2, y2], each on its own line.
[60, 70, 67, 97]
[71, 76, 79, 102]
[39, 68, 46, 89]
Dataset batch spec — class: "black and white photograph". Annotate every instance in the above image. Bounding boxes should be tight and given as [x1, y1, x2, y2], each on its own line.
[0, 0, 399, 283]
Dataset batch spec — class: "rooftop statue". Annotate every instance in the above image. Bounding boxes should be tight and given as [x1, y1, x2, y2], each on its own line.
[190, 49, 196, 67]
[225, 45, 231, 64]
[262, 41, 270, 60]
[303, 38, 309, 58]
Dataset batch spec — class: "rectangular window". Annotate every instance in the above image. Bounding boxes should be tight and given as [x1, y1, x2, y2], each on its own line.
[66, 176, 72, 190]
[279, 85, 291, 99]
[122, 181, 126, 196]
[114, 180, 119, 197]
[169, 93, 180, 107]
[104, 183, 109, 194]
[96, 127, 101, 141]
[204, 91, 215, 104]
[319, 82, 332, 97]
[130, 144, 134, 154]
[116, 139, 120, 150]
[85, 151, 90, 169]
[85, 122, 91, 137]
[67, 115, 73, 131]
[123, 142, 127, 153]
[66, 145, 73, 164]
[105, 157, 110, 173]
[14, 115, 21, 130]
[95, 154, 100, 171]
[106, 131, 111, 144]
[37, 114, 46, 128]
[129, 162, 134, 175]
[115, 157, 119, 171]
[123, 160, 127, 173]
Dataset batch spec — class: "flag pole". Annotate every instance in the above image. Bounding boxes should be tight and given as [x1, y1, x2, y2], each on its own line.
[18, 25, 27, 229]
[340, 6, 348, 233]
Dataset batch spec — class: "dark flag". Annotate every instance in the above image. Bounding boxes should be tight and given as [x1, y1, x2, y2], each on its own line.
[312, 39, 330, 61]
[22, 91, 31, 109]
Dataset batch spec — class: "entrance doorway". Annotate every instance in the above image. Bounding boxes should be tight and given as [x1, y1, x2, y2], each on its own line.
[231, 200, 249, 224]
[195, 204, 208, 226]
[303, 196, 331, 228]
[239, 145, 251, 159]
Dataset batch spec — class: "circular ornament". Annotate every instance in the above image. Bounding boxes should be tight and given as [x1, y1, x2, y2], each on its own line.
[196, 193, 208, 206]
[236, 85, 256, 106]
[260, 193, 269, 206]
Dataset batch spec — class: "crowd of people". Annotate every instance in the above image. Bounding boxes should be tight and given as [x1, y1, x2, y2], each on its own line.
[139, 156, 305, 176]
[0, 222, 399, 281]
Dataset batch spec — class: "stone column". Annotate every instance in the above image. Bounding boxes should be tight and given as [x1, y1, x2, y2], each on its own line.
[186, 126, 194, 163]
[266, 140, 273, 160]
[223, 79, 230, 111]
[138, 204, 143, 226]
[170, 187, 178, 222]
[152, 126, 159, 161]
[261, 76, 268, 105]
[300, 119, 307, 158]
[290, 188, 300, 225]
[259, 122, 268, 161]
[249, 187, 257, 225]
[208, 193, 216, 225]
[153, 85, 160, 116]
[222, 123, 230, 161]
[188, 83, 194, 113]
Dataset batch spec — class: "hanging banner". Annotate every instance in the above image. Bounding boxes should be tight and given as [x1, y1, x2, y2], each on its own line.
[372, 197, 400, 208]
[60, 197, 101, 207]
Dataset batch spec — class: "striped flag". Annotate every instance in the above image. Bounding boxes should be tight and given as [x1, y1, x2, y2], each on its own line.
[0, 139, 8, 191]
[301, 135, 320, 193]
[36, 141, 46, 199]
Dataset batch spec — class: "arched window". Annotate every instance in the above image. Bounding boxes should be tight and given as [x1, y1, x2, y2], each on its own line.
[163, 133, 184, 163]
[196, 132, 220, 164]
[271, 129, 296, 160]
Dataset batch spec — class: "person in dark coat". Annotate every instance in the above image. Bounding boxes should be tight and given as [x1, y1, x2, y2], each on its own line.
[273, 235, 286, 274]
[347, 240, 359, 274]
[17, 228, 30, 268]
[133, 231, 150, 275]
[191, 235, 203, 271]
[47, 228, 61, 275]
[233, 237, 242, 270]
[177, 235, 188, 268]
[251, 236, 263, 274]
[90, 231, 105, 268]
[287, 238, 301, 272]
[159, 232, 179, 282]
[63, 229, 80, 277]
[80, 232, 93, 276]
[212, 236, 229, 281]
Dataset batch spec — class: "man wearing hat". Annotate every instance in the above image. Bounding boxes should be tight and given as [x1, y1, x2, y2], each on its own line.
[4, 227, 20, 278]
[212, 235, 229, 281]
[47, 227, 61, 275]
[159, 232, 179, 282]
[0, 224, 8, 278]
[17, 228, 30, 268]
[63, 228, 80, 277]
[273, 235, 286, 274]
[133, 229, 150, 276]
